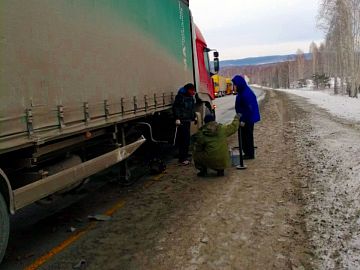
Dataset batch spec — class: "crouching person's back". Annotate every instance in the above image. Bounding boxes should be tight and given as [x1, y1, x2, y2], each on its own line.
[192, 114, 240, 177]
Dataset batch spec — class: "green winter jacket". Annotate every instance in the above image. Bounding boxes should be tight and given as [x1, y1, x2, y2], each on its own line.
[191, 116, 240, 170]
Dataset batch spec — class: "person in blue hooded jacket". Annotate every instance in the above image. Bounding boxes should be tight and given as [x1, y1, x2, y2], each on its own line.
[232, 75, 260, 159]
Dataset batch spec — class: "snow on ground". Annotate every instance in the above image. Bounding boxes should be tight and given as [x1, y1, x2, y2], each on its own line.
[252, 85, 360, 123]
[275, 88, 360, 269]
[300, 105, 360, 269]
[252, 85, 360, 268]
[281, 88, 360, 123]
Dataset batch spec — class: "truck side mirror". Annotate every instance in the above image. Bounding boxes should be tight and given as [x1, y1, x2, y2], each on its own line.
[213, 51, 219, 58]
[213, 58, 219, 73]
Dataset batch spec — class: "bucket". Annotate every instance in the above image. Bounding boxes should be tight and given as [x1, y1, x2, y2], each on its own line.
[230, 147, 241, 166]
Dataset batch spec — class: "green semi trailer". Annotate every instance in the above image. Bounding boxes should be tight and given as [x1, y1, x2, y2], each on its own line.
[0, 0, 219, 262]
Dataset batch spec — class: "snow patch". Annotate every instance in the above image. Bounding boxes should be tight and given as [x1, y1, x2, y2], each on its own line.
[281, 89, 360, 123]
[253, 85, 360, 123]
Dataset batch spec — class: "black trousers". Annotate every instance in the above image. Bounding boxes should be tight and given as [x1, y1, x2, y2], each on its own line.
[241, 122, 255, 157]
[177, 121, 191, 161]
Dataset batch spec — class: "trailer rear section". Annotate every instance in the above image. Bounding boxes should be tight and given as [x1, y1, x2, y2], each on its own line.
[0, 0, 196, 151]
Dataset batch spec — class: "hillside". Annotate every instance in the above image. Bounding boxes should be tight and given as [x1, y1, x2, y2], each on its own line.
[220, 53, 312, 67]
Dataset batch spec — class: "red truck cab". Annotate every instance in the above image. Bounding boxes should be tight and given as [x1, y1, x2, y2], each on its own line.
[192, 25, 219, 106]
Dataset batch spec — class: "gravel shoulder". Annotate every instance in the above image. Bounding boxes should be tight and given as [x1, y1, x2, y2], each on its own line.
[285, 92, 360, 269]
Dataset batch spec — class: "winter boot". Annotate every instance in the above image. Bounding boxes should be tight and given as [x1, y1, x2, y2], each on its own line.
[217, 170, 225, 177]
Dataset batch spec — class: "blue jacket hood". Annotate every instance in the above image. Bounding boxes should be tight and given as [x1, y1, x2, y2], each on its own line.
[233, 75, 261, 124]
[178, 87, 187, 95]
[232, 75, 248, 92]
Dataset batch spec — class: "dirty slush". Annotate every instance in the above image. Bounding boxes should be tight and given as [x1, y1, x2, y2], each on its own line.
[41, 90, 354, 269]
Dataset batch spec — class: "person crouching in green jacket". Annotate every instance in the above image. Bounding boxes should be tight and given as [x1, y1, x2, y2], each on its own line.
[191, 114, 240, 177]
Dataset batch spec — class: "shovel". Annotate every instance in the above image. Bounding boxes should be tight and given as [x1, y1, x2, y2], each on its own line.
[236, 126, 247, 170]
[173, 125, 178, 146]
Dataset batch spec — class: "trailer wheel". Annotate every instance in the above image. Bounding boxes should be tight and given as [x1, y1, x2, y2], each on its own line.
[0, 193, 9, 263]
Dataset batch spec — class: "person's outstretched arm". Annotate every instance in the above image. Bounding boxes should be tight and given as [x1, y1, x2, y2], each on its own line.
[224, 115, 240, 137]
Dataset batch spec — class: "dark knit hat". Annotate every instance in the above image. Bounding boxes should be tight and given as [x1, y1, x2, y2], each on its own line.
[184, 83, 195, 91]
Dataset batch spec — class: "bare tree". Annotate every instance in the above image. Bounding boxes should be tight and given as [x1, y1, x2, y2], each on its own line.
[318, 0, 360, 96]
[295, 49, 305, 82]
[310, 41, 319, 76]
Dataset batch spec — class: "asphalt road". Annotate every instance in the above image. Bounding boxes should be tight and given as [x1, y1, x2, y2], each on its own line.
[3, 171, 129, 269]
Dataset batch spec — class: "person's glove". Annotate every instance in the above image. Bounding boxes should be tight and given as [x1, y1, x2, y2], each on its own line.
[240, 121, 245, 127]
[175, 119, 181, 126]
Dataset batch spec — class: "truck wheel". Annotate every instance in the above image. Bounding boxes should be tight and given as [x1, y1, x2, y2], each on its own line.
[0, 193, 9, 263]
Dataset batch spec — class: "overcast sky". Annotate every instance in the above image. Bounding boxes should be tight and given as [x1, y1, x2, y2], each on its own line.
[189, 0, 324, 60]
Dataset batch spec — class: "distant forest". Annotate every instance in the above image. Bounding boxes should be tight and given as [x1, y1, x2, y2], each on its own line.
[219, 0, 360, 98]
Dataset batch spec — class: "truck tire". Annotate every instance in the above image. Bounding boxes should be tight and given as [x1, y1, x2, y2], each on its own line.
[0, 193, 9, 263]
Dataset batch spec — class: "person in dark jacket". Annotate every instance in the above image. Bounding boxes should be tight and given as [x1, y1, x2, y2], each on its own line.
[172, 83, 196, 165]
[191, 114, 240, 177]
[232, 75, 260, 159]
